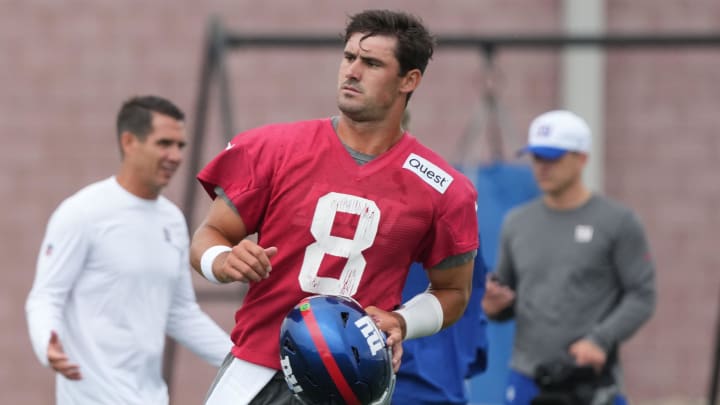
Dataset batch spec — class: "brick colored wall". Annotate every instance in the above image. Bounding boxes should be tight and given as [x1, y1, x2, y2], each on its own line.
[1, 1, 716, 404]
[606, 1, 720, 401]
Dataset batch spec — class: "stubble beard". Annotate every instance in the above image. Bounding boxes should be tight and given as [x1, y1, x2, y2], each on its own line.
[338, 96, 374, 122]
[337, 90, 395, 124]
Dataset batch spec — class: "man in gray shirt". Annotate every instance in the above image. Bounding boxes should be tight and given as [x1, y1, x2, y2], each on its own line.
[482, 110, 656, 405]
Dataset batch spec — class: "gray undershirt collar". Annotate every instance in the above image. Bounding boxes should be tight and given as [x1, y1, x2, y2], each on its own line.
[331, 115, 376, 166]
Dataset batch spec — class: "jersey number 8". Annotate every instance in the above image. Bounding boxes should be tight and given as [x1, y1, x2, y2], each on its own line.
[299, 192, 380, 296]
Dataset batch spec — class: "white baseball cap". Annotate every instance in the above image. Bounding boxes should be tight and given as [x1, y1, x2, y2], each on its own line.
[518, 110, 592, 160]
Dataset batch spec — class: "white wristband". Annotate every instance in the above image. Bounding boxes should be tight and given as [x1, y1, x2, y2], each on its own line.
[200, 245, 232, 284]
[393, 292, 443, 340]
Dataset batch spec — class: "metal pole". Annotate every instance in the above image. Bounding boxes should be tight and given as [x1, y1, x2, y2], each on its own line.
[216, 21, 235, 141]
[709, 288, 720, 405]
[479, 44, 505, 162]
[182, 16, 223, 228]
[223, 33, 720, 50]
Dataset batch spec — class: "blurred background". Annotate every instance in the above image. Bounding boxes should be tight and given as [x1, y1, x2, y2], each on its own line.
[2, 0, 719, 404]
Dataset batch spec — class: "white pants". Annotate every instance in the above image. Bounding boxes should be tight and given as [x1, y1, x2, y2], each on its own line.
[205, 355, 277, 405]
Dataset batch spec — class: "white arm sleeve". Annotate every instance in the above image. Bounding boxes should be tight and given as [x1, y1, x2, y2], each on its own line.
[165, 249, 233, 367]
[25, 205, 89, 367]
[393, 292, 444, 340]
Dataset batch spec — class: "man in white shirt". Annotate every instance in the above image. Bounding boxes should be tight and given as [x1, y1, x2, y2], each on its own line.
[26, 95, 231, 405]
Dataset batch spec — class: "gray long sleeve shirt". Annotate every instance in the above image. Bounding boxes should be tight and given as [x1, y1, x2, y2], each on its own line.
[494, 195, 656, 377]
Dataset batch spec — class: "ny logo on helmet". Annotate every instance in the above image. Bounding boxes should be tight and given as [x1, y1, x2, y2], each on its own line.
[354, 316, 384, 356]
[280, 355, 303, 393]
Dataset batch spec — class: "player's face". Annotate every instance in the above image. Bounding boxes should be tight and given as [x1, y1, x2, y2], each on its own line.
[125, 113, 186, 198]
[337, 33, 407, 122]
[531, 152, 586, 196]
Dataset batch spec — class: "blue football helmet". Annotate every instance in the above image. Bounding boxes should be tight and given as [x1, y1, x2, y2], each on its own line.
[279, 295, 395, 405]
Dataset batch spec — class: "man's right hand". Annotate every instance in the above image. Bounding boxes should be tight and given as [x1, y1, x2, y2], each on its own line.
[481, 274, 516, 317]
[364, 306, 404, 373]
[47, 331, 82, 380]
[215, 239, 278, 283]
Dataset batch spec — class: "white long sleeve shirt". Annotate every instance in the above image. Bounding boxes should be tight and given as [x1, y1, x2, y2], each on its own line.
[26, 177, 231, 405]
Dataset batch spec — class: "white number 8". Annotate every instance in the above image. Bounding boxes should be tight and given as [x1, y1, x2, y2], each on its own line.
[298, 192, 380, 296]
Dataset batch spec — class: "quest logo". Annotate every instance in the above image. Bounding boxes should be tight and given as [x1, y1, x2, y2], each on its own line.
[402, 153, 454, 194]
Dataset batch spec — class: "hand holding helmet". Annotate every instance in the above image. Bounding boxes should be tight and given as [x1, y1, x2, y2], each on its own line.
[279, 295, 396, 405]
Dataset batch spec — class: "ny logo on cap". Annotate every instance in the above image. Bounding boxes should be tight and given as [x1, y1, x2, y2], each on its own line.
[537, 125, 552, 137]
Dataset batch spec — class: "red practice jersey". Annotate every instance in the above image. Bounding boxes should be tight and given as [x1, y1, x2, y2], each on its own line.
[198, 118, 479, 369]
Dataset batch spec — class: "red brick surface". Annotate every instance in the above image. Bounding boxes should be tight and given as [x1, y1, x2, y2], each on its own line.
[1, 1, 717, 403]
[605, 0, 720, 395]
